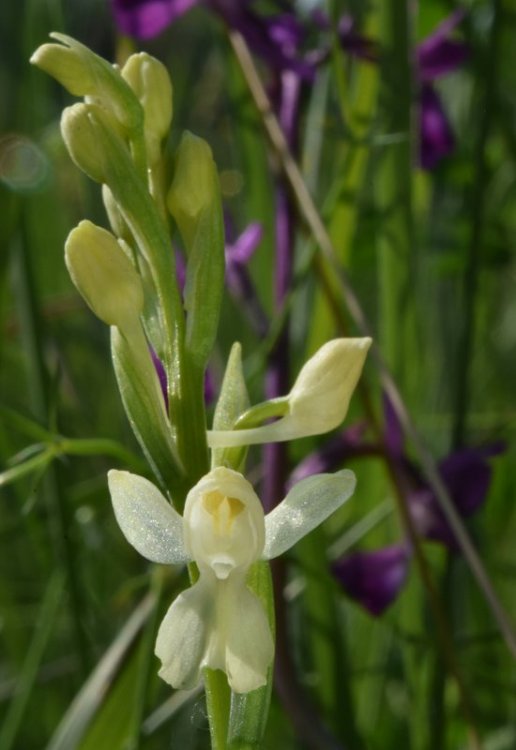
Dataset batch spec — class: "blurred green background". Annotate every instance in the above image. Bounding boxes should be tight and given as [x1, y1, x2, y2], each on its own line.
[1, 1, 516, 748]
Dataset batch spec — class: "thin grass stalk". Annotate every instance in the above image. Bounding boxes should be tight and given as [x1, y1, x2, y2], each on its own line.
[0, 571, 64, 750]
[376, 0, 416, 382]
[14, 220, 91, 674]
[452, 0, 502, 449]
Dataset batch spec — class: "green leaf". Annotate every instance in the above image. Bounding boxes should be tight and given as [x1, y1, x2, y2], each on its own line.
[0, 446, 53, 487]
[0, 571, 65, 750]
[111, 327, 184, 497]
[183, 204, 225, 369]
[46, 594, 155, 750]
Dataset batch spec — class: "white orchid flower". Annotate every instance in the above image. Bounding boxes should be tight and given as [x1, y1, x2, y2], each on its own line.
[108, 465, 356, 693]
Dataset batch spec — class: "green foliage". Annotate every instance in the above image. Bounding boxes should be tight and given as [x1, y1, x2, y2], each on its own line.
[1, 1, 516, 749]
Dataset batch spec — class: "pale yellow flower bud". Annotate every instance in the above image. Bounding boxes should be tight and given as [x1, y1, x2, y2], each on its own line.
[30, 43, 96, 97]
[167, 131, 218, 248]
[287, 337, 372, 436]
[31, 33, 142, 132]
[65, 220, 143, 328]
[122, 52, 173, 165]
[61, 103, 108, 183]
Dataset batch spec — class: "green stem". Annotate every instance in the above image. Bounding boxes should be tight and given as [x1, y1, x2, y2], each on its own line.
[376, 0, 415, 383]
[452, 0, 502, 448]
[93, 115, 211, 488]
[204, 670, 232, 750]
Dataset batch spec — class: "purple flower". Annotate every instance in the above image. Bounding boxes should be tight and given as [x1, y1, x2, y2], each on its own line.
[332, 544, 411, 617]
[417, 10, 469, 169]
[409, 442, 506, 548]
[332, 396, 505, 616]
[110, 0, 315, 78]
[335, 10, 468, 169]
[418, 10, 469, 81]
[419, 84, 456, 170]
[110, 0, 200, 39]
[224, 219, 268, 337]
[225, 220, 262, 268]
[384, 393, 505, 549]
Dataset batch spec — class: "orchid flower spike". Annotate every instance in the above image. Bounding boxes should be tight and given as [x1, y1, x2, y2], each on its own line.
[108, 465, 356, 693]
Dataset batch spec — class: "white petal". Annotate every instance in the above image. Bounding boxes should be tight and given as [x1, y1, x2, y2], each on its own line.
[223, 577, 274, 693]
[155, 578, 213, 689]
[263, 470, 356, 560]
[108, 469, 188, 564]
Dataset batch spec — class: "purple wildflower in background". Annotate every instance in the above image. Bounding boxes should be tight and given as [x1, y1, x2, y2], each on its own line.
[288, 422, 371, 486]
[333, 9, 468, 169]
[110, 1, 468, 170]
[408, 443, 505, 549]
[332, 544, 411, 617]
[111, 0, 199, 39]
[110, 0, 314, 78]
[417, 10, 469, 169]
[224, 218, 268, 337]
[331, 396, 504, 617]
[383, 395, 505, 550]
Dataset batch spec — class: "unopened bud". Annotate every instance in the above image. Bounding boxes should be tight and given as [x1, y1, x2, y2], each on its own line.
[287, 338, 372, 436]
[122, 53, 173, 165]
[167, 131, 218, 248]
[61, 103, 130, 184]
[31, 33, 142, 132]
[65, 220, 144, 328]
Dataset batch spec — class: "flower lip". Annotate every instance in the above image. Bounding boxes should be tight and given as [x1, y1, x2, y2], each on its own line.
[183, 467, 265, 576]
